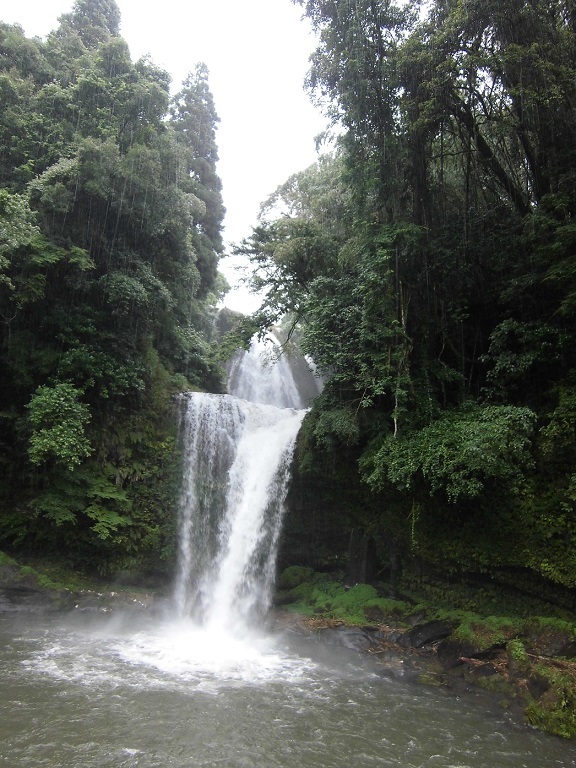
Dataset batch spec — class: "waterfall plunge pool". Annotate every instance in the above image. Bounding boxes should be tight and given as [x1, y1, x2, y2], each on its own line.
[1, 610, 575, 768]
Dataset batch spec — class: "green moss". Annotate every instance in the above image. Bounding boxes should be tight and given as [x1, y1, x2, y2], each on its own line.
[0, 551, 17, 567]
[279, 574, 411, 625]
[364, 596, 412, 617]
[0, 552, 101, 592]
[416, 671, 447, 687]
[472, 673, 516, 698]
[277, 566, 315, 590]
[452, 615, 524, 651]
[527, 616, 576, 640]
[398, 573, 576, 622]
[525, 678, 576, 739]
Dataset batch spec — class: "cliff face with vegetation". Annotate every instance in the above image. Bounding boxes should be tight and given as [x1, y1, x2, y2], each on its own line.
[0, 0, 226, 575]
[235, 0, 576, 603]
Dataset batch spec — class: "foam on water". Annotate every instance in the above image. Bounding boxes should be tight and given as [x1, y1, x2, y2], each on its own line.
[20, 616, 318, 694]
[113, 620, 316, 687]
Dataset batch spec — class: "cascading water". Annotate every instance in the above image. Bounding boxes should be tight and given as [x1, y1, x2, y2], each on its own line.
[226, 333, 310, 409]
[173, 332, 313, 632]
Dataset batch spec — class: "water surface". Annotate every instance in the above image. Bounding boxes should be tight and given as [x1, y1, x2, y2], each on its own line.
[1, 612, 574, 768]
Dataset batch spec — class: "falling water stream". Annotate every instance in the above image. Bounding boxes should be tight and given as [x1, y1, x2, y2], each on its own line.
[1, 334, 575, 767]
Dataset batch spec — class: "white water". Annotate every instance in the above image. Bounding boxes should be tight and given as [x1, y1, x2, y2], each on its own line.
[227, 332, 321, 409]
[173, 333, 307, 633]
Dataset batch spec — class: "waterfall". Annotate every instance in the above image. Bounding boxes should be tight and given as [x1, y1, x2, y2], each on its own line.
[173, 333, 313, 631]
[227, 334, 307, 409]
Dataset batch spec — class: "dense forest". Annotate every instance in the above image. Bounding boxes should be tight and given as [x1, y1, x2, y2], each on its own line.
[2, 0, 576, 602]
[0, 0, 227, 573]
[236, 0, 576, 599]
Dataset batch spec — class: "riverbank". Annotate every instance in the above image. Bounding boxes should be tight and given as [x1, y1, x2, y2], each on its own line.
[0, 551, 165, 614]
[273, 567, 576, 740]
[2, 552, 575, 740]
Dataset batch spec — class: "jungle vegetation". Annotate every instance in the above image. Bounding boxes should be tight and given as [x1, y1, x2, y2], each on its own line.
[0, 0, 226, 573]
[2, 0, 576, 601]
[235, 0, 576, 596]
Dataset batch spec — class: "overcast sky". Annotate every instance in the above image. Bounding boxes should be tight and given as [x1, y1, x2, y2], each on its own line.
[4, 0, 328, 312]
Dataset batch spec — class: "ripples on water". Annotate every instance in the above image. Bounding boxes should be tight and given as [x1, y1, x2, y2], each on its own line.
[1, 612, 575, 768]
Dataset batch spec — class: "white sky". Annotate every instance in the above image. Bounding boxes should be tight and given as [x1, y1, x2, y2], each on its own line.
[3, 0, 328, 312]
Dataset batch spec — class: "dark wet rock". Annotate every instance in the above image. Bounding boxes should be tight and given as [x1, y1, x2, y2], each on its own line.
[364, 604, 388, 623]
[468, 661, 499, 679]
[0, 586, 70, 613]
[405, 610, 428, 627]
[71, 590, 165, 614]
[436, 636, 482, 668]
[375, 627, 405, 644]
[316, 625, 379, 652]
[408, 620, 458, 648]
[558, 640, 576, 659]
[527, 673, 552, 699]
[0, 564, 39, 589]
[525, 627, 573, 657]
[0, 561, 163, 615]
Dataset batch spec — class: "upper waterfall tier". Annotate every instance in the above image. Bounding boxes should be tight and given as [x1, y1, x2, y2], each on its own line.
[226, 333, 322, 409]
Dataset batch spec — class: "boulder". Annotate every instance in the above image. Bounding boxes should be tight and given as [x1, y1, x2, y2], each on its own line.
[436, 637, 482, 669]
[525, 627, 573, 657]
[316, 625, 379, 652]
[408, 620, 457, 648]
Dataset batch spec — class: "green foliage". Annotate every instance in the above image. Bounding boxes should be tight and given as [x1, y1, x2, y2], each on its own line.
[307, 404, 361, 450]
[525, 672, 576, 739]
[452, 615, 524, 651]
[363, 404, 536, 502]
[507, 638, 529, 666]
[277, 565, 315, 589]
[280, 572, 411, 625]
[0, 190, 39, 285]
[26, 383, 92, 470]
[0, 4, 226, 571]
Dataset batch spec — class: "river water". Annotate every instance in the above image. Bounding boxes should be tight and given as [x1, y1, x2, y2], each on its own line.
[2, 610, 575, 768]
[1, 335, 574, 766]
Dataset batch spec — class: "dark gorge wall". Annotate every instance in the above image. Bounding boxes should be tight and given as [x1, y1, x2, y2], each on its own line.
[280, 434, 383, 586]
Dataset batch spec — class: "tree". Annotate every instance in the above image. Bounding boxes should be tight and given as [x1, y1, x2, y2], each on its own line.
[26, 383, 92, 470]
[170, 63, 225, 294]
[55, 0, 121, 49]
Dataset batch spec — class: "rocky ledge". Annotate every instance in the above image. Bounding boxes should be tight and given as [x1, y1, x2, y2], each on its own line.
[272, 611, 576, 740]
[0, 560, 163, 615]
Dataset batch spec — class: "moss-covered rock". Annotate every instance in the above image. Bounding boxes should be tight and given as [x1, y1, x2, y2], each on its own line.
[525, 674, 576, 739]
[276, 572, 412, 625]
[277, 565, 315, 590]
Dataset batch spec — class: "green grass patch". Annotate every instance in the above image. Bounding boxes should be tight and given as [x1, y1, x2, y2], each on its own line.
[452, 614, 524, 651]
[277, 571, 411, 625]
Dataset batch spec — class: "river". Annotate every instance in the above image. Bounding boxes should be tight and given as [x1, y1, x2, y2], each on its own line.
[1, 610, 575, 767]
